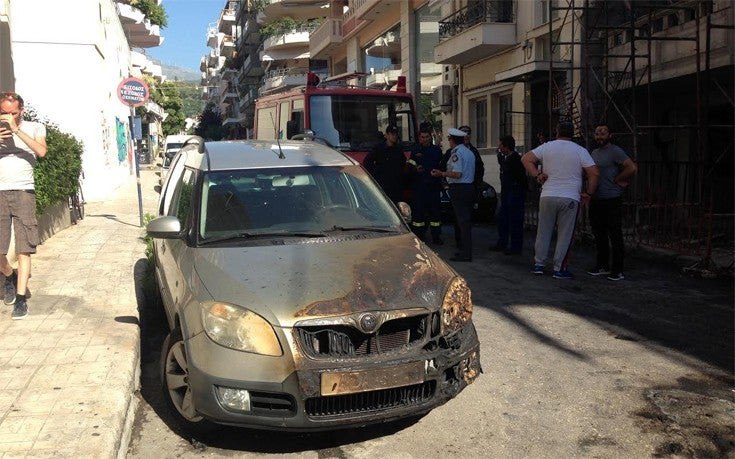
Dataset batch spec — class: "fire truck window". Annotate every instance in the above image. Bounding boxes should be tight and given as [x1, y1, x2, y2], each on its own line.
[256, 106, 277, 139]
[309, 95, 416, 151]
[278, 102, 290, 139]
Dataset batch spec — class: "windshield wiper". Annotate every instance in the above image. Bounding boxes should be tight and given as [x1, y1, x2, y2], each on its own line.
[325, 225, 400, 233]
[200, 231, 327, 245]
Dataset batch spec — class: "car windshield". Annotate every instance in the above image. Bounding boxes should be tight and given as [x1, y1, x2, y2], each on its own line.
[308, 95, 416, 151]
[198, 165, 406, 242]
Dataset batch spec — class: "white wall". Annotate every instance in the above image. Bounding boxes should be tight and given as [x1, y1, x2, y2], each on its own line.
[10, 0, 133, 200]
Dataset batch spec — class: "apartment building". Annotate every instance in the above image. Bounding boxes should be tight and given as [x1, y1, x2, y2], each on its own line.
[434, 0, 733, 259]
[310, 0, 443, 108]
[201, 1, 244, 137]
[257, 0, 328, 97]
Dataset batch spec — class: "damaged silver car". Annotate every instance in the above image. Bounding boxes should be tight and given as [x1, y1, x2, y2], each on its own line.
[147, 138, 481, 432]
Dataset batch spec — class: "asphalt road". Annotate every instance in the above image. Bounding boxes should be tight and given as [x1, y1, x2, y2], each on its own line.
[127, 224, 734, 458]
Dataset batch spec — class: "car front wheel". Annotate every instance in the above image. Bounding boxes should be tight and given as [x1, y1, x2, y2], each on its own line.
[160, 327, 214, 434]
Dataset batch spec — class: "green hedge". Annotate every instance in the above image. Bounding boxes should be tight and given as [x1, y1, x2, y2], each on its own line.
[33, 125, 83, 215]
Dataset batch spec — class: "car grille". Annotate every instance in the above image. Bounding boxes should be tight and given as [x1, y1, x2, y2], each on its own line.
[304, 381, 436, 417]
[297, 315, 429, 358]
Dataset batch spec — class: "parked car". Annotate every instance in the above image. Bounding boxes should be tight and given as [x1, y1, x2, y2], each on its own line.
[148, 138, 481, 432]
[440, 181, 498, 223]
[159, 135, 195, 186]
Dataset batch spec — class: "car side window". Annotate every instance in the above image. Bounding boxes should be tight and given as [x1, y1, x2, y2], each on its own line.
[161, 151, 188, 216]
[168, 168, 197, 224]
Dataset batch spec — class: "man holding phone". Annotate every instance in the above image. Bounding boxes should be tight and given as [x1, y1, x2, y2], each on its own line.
[0, 92, 47, 319]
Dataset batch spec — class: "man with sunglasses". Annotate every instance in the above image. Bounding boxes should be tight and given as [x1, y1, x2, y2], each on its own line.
[0, 92, 47, 319]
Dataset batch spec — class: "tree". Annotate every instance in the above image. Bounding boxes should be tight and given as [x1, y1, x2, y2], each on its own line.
[160, 80, 186, 135]
[195, 102, 225, 140]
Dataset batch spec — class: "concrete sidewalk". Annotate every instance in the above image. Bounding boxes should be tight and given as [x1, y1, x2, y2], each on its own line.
[0, 169, 159, 457]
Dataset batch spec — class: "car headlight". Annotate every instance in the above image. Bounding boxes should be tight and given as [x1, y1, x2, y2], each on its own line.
[201, 302, 282, 356]
[441, 277, 473, 334]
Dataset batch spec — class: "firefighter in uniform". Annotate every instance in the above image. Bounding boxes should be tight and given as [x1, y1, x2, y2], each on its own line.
[408, 127, 443, 244]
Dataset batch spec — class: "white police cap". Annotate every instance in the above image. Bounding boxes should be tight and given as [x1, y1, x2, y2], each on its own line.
[448, 128, 467, 137]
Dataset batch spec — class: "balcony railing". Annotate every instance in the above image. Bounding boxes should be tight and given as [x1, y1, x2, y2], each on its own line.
[439, 1, 514, 39]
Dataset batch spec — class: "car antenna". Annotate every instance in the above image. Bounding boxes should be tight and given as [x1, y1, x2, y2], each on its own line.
[270, 113, 285, 159]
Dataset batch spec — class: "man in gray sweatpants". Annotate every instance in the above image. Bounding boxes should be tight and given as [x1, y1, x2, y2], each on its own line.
[521, 122, 599, 279]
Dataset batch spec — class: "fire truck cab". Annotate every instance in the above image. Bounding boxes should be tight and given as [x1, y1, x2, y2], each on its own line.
[254, 73, 418, 164]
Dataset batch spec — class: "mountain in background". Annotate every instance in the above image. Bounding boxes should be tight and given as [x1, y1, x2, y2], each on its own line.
[161, 64, 200, 82]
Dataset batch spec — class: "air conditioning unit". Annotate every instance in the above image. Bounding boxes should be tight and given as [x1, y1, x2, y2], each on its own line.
[432, 85, 453, 113]
[442, 65, 458, 86]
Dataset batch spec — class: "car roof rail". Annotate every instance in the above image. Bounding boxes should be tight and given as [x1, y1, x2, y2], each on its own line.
[182, 136, 205, 154]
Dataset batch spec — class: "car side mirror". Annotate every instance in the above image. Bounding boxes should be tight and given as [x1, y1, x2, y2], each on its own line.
[397, 202, 411, 223]
[146, 216, 182, 239]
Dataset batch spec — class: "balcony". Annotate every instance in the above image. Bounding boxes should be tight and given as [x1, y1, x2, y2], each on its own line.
[221, 34, 236, 58]
[242, 54, 264, 77]
[116, 2, 164, 48]
[351, 0, 401, 22]
[260, 67, 327, 95]
[239, 87, 259, 112]
[263, 25, 316, 52]
[365, 31, 399, 57]
[218, 2, 239, 33]
[310, 18, 342, 59]
[366, 67, 401, 89]
[239, 14, 260, 48]
[262, 0, 330, 22]
[207, 27, 220, 48]
[434, 1, 516, 65]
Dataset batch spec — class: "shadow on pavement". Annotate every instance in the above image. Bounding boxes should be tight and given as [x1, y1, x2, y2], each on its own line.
[87, 213, 141, 228]
[442, 224, 735, 373]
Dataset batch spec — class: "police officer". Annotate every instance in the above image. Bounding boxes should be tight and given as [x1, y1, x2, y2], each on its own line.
[408, 127, 443, 244]
[431, 128, 475, 262]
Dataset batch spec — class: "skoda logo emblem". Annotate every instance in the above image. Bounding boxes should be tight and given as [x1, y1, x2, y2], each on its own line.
[359, 313, 379, 333]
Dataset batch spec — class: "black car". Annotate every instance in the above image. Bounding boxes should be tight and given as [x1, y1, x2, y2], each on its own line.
[440, 181, 498, 223]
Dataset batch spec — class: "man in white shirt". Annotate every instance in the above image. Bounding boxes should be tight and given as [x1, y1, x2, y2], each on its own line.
[0, 92, 47, 319]
[521, 122, 598, 279]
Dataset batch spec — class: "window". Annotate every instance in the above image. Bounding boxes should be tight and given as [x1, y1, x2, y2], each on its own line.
[309, 95, 416, 150]
[256, 106, 277, 139]
[278, 101, 290, 139]
[168, 168, 197, 225]
[471, 99, 487, 148]
[160, 151, 187, 216]
[198, 166, 404, 240]
[363, 23, 401, 75]
[414, 2, 442, 95]
[498, 94, 512, 138]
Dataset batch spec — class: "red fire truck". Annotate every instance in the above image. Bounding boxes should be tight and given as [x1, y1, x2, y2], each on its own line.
[254, 72, 418, 163]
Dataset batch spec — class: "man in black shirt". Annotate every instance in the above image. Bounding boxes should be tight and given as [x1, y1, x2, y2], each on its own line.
[363, 125, 406, 203]
[492, 135, 527, 254]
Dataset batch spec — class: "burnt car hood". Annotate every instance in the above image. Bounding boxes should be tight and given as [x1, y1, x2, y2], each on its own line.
[192, 233, 456, 328]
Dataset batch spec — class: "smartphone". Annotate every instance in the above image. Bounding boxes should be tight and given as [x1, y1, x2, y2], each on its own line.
[0, 120, 16, 150]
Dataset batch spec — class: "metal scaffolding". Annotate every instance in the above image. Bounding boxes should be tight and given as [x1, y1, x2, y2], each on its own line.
[545, 0, 734, 275]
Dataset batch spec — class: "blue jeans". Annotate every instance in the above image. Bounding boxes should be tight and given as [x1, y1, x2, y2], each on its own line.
[496, 188, 525, 252]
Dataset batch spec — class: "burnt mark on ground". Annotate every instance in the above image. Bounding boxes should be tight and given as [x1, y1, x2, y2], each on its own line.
[633, 374, 735, 457]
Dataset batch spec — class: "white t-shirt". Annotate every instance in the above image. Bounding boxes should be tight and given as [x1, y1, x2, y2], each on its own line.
[0, 120, 46, 190]
[531, 139, 595, 201]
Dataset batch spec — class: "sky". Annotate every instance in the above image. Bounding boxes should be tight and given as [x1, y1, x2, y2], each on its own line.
[147, 0, 225, 71]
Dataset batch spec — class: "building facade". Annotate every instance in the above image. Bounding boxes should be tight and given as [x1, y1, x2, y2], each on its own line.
[7, 0, 166, 200]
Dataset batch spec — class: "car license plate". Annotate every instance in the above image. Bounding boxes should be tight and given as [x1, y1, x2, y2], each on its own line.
[320, 361, 425, 396]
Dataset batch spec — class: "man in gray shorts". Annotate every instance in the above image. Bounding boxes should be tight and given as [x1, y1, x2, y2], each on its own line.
[0, 92, 47, 319]
[521, 122, 599, 279]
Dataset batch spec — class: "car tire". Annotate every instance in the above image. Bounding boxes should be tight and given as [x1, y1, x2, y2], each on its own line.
[160, 327, 216, 435]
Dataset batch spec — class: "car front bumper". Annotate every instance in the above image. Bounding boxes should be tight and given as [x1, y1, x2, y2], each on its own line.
[184, 322, 482, 431]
